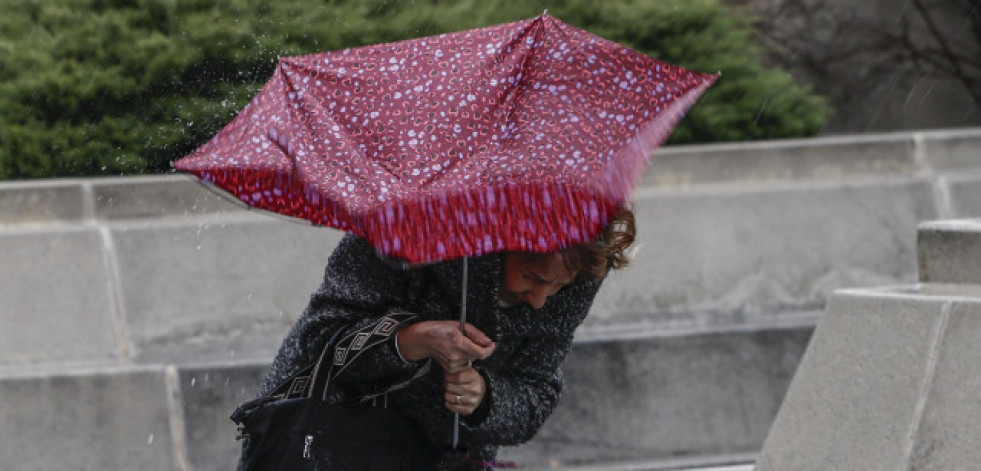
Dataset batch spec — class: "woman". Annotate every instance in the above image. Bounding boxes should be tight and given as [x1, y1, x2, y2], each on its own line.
[254, 207, 636, 470]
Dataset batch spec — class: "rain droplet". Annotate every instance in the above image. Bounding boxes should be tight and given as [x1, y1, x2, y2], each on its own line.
[148, 434, 155, 444]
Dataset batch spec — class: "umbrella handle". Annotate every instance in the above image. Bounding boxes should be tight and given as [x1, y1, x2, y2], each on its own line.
[452, 257, 468, 449]
[459, 258, 468, 328]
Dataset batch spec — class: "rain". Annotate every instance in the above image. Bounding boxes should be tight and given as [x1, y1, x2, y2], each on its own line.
[1, 0, 979, 470]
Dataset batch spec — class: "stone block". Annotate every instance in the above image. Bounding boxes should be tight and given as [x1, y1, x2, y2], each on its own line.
[0, 228, 122, 368]
[93, 175, 247, 220]
[910, 300, 981, 470]
[500, 326, 812, 467]
[110, 217, 342, 364]
[0, 181, 85, 224]
[920, 128, 981, 173]
[645, 134, 916, 187]
[0, 366, 176, 470]
[588, 179, 938, 329]
[947, 175, 981, 217]
[917, 219, 981, 283]
[754, 292, 949, 471]
[178, 363, 267, 471]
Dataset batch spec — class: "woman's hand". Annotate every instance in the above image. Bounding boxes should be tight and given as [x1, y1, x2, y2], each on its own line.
[444, 367, 487, 416]
[396, 321, 495, 373]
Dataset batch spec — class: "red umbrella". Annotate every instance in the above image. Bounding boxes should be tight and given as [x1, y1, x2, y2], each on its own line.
[174, 13, 716, 265]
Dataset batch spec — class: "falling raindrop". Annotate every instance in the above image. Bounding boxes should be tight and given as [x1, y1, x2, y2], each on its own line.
[190, 377, 196, 387]
[148, 434, 155, 445]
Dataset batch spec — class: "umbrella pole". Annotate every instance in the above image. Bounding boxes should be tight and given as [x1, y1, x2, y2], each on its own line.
[452, 257, 468, 449]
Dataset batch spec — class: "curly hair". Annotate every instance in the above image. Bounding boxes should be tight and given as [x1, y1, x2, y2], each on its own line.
[561, 205, 636, 281]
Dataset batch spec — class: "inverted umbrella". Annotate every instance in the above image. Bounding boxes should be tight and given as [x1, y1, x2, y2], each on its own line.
[175, 13, 716, 264]
[175, 12, 715, 455]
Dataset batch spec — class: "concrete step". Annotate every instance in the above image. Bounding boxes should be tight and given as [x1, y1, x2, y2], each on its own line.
[518, 454, 755, 470]
[0, 365, 182, 470]
[917, 219, 981, 283]
[0, 325, 802, 471]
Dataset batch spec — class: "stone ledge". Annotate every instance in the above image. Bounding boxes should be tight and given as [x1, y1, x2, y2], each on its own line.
[92, 174, 248, 220]
[0, 181, 86, 224]
[919, 127, 981, 172]
[647, 133, 917, 187]
[0, 127, 977, 222]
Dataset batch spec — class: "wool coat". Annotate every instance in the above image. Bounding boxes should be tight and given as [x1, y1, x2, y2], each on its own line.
[256, 234, 603, 469]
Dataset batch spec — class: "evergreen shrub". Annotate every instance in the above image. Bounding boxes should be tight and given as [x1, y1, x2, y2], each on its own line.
[0, 0, 830, 179]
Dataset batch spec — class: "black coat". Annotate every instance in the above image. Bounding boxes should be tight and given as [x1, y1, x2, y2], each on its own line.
[258, 234, 603, 468]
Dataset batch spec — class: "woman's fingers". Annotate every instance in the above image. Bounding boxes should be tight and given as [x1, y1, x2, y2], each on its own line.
[444, 389, 478, 415]
[423, 321, 495, 372]
[453, 323, 496, 359]
[399, 321, 495, 372]
[462, 323, 495, 347]
[443, 368, 486, 415]
[444, 358, 472, 373]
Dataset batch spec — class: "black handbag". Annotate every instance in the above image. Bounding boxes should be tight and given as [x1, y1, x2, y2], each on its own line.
[231, 329, 434, 471]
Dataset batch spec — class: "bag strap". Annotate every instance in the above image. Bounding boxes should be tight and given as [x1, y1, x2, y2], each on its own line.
[305, 313, 430, 403]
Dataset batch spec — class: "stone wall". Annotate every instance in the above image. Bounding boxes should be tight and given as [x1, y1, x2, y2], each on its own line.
[1, 127, 979, 470]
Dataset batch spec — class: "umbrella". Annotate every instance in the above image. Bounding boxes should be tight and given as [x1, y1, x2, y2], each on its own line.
[174, 12, 716, 265]
[174, 11, 716, 455]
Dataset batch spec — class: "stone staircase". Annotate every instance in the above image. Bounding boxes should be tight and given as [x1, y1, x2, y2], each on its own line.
[1, 127, 979, 470]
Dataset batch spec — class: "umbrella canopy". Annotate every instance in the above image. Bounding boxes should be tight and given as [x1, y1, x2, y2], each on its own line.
[175, 13, 716, 264]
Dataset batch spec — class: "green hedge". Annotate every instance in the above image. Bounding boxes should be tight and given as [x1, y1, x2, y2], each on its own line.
[0, 0, 830, 180]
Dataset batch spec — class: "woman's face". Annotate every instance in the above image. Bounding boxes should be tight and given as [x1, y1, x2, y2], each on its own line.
[499, 252, 576, 309]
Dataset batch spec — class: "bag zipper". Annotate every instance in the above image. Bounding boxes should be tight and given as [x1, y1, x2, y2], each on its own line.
[303, 435, 314, 459]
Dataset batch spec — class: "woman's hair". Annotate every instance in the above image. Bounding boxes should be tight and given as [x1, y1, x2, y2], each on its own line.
[558, 205, 637, 282]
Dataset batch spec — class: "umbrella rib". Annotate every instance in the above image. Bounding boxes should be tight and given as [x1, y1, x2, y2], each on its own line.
[278, 60, 399, 195]
[502, 19, 546, 130]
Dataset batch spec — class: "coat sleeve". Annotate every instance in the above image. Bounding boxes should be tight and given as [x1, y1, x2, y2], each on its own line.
[461, 278, 602, 445]
[258, 234, 428, 397]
